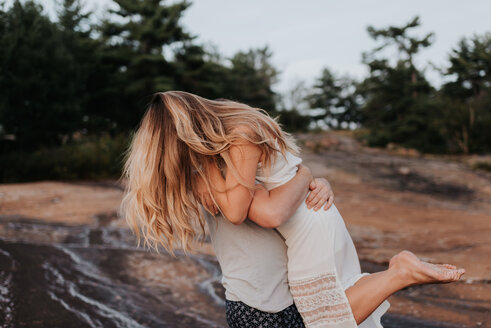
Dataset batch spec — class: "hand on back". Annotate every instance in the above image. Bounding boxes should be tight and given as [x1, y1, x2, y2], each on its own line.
[305, 178, 334, 211]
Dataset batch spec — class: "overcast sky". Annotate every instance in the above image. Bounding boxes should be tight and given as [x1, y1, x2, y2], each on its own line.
[34, 0, 491, 93]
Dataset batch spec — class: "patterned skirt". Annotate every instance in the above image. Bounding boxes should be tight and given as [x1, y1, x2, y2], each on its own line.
[225, 300, 305, 328]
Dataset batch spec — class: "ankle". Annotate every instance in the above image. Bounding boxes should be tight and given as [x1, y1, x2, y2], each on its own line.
[387, 265, 412, 289]
[388, 252, 415, 288]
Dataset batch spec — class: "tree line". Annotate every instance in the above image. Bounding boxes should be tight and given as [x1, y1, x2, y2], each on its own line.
[0, 0, 490, 164]
[308, 17, 491, 154]
[0, 0, 282, 153]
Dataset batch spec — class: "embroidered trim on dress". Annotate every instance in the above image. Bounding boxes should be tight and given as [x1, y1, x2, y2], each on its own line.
[290, 272, 357, 328]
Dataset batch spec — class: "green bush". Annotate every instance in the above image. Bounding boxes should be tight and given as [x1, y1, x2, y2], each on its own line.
[0, 134, 130, 183]
[472, 161, 491, 173]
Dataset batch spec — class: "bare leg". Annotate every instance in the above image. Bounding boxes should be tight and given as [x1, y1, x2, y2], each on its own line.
[345, 250, 465, 324]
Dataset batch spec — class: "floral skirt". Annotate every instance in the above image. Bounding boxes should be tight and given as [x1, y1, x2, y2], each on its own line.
[226, 300, 305, 328]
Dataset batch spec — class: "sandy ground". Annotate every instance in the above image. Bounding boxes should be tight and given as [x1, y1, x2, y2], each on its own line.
[1, 132, 490, 327]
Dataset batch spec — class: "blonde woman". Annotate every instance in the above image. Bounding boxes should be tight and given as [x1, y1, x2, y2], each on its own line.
[120, 91, 465, 328]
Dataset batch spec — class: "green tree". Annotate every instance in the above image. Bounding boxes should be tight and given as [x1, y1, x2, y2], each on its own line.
[99, 0, 192, 129]
[0, 0, 82, 151]
[173, 42, 231, 100]
[366, 16, 433, 97]
[223, 46, 279, 113]
[57, 0, 110, 135]
[439, 33, 491, 153]
[275, 81, 312, 132]
[307, 68, 361, 129]
[360, 16, 445, 152]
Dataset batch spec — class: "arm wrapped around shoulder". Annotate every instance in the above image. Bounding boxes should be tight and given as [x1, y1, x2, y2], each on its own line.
[247, 164, 313, 228]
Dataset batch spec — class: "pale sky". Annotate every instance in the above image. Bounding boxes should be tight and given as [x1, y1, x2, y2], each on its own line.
[32, 0, 491, 93]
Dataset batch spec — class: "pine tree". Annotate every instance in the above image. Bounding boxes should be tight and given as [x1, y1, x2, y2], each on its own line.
[57, 0, 109, 135]
[224, 46, 279, 113]
[99, 0, 192, 129]
[0, 1, 82, 151]
[173, 42, 231, 100]
[360, 16, 445, 152]
[307, 68, 361, 129]
[366, 16, 433, 97]
[439, 34, 491, 153]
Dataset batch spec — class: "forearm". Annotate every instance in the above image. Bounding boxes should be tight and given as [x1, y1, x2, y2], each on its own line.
[247, 165, 313, 228]
[208, 165, 253, 224]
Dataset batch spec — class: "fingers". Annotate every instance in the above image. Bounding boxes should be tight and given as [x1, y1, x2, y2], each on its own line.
[306, 178, 335, 211]
[323, 193, 334, 210]
[305, 186, 321, 205]
[307, 190, 334, 211]
[309, 189, 329, 211]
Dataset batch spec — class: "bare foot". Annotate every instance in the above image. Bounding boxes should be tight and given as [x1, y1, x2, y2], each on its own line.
[389, 250, 465, 287]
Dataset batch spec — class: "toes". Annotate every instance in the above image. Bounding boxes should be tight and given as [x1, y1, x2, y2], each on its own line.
[443, 270, 454, 281]
[433, 264, 464, 281]
[446, 268, 465, 281]
[423, 262, 453, 282]
[433, 266, 463, 282]
[436, 263, 457, 270]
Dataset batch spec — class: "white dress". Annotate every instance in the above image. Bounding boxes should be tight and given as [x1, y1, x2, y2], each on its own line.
[256, 148, 390, 328]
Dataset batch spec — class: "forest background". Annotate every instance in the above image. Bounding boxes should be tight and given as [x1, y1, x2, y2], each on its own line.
[1, 0, 490, 182]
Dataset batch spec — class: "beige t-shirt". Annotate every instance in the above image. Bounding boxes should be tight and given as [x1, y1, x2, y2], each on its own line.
[205, 212, 294, 313]
[205, 144, 301, 312]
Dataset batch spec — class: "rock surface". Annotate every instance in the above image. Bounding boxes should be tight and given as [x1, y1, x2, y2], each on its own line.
[0, 131, 490, 327]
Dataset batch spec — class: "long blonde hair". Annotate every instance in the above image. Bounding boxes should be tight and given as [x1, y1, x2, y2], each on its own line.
[119, 90, 299, 253]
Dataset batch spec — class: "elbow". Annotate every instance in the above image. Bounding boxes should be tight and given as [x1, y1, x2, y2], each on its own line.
[270, 206, 294, 228]
[269, 212, 288, 228]
[224, 209, 248, 225]
[261, 220, 282, 229]
[256, 208, 286, 229]
[229, 216, 246, 225]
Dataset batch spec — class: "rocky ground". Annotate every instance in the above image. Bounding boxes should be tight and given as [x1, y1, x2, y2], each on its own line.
[0, 132, 489, 327]
[297, 132, 491, 328]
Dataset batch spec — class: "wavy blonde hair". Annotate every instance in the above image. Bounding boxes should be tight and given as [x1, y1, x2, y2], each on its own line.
[119, 90, 299, 253]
